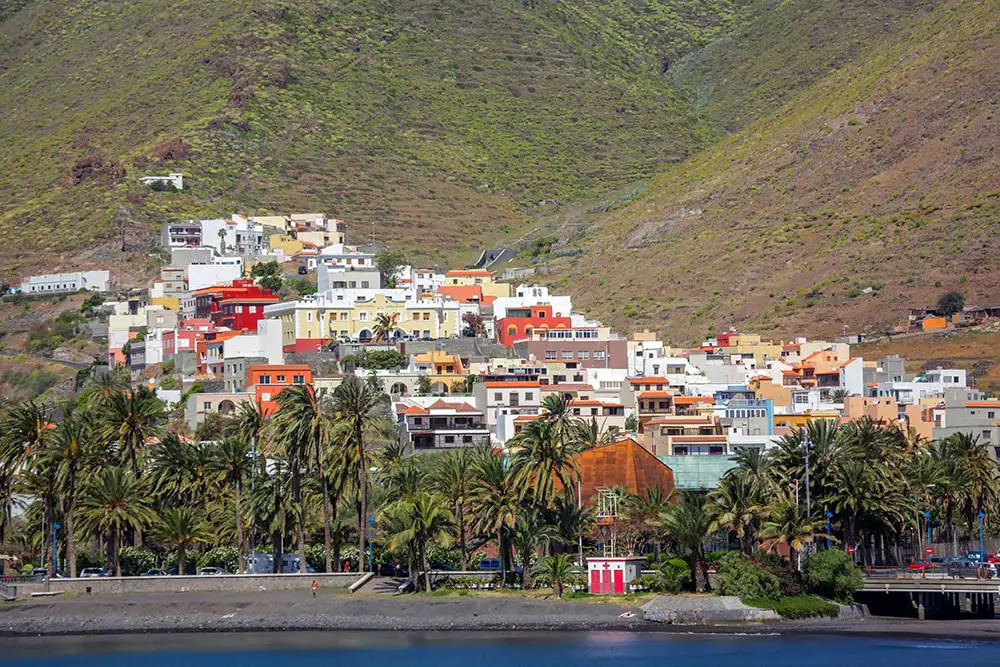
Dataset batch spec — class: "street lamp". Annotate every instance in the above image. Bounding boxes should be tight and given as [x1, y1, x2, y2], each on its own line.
[924, 510, 931, 554]
[52, 522, 60, 578]
[368, 514, 375, 573]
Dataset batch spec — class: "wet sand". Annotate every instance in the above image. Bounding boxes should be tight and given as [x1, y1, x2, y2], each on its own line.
[1, 591, 999, 640]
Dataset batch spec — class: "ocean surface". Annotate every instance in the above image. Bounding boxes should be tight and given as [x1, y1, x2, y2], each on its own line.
[2, 631, 999, 666]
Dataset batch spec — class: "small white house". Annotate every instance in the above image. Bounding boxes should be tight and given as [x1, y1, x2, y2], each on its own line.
[20, 270, 110, 294]
[139, 173, 183, 190]
[587, 557, 646, 594]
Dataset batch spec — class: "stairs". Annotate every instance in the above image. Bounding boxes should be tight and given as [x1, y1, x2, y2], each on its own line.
[353, 576, 410, 595]
[0, 583, 15, 602]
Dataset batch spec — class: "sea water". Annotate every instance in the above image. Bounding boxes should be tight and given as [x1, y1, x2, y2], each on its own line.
[2, 631, 999, 666]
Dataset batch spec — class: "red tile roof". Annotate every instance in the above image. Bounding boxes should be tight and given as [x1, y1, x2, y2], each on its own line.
[638, 391, 673, 399]
[628, 376, 669, 384]
[484, 381, 540, 388]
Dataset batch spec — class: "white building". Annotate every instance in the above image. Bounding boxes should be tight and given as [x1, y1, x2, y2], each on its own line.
[492, 285, 572, 320]
[873, 368, 968, 405]
[19, 270, 110, 294]
[188, 263, 242, 291]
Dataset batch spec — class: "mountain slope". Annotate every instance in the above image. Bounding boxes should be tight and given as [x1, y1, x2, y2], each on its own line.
[0, 0, 751, 280]
[551, 0, 1000, 343]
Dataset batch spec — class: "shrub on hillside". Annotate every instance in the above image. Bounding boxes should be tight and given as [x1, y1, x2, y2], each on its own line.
[637, 558, 691, 593]
[804, 549, 862, 604]
[750, 551, 804, 596]
[745, 594, 839, 619]
[715, 552, 780, 601]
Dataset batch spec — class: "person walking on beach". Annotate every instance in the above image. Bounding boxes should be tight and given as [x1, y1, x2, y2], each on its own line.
[311, 579, 318, 597]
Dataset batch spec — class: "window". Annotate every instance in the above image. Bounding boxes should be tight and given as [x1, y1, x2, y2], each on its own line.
[525, 392, 534, 401]
[361, 281, 369, 288]
[203, 402, 211, 410]
[674, 446, 689, 455]
[577, 351, 589, 360]
[561, 350, 574, 360]
[494, 392, 503, 401]
[423, 330, 430, 338]
[984, 430, 992, 440]
[359, 312, 368, 321]
[545, 350, 557, 360]
[990, 412, 996, 419]
[276, 375, 286, 382]
[444, 435, 455, 444]
[463, 435, 473, 444]
[594, 351, 606, 360]
[260, 375, 271, 385]
[349, 281, 357, 288]
[236, 306, 243, 314]
[306, 312, 312, 322]
[423, 312, 431, 321]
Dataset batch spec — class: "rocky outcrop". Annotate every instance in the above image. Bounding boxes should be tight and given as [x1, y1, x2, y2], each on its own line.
[641, 595, 781, 625]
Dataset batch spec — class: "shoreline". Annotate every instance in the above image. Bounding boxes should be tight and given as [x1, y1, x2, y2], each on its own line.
[2, 592, 1000, 641]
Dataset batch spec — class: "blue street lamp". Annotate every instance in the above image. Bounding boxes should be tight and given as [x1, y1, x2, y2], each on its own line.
[924, 510, 931, 553]
[825, 509, 833, 550]
[979, 511, 986, 562]
[368, 515, 375, 573]
[52, 522, 60, 577]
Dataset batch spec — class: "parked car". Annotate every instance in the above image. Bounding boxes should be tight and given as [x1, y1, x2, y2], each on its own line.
[478, 557, 502, 572]
[30, 568, 50, 579]
[140, 569, 167, 577]
[297, 266, 308, 275]
[908, 559, 931, 572]
[378, 563, 409, 577]
[279, 554, 316, 574]
[79, 567, 105, 578]
[947, 559, 983, 579]
[429, 563, 457, 572]
[198, 567, 228, 576]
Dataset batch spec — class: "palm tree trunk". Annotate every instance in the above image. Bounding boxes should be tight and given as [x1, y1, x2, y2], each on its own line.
[271, 531, 282, 573]
[66, 474, 77, 578]
[692, 552, 705, 593]
[457, 502, 467, 571]
[522, 548, 531, 589]
[234, 483, 244, 574]
[178, 543, 186, 576]
[322, 475, 333, 573]
[498, 528, 506, 589]
[357, 423, 368, 572]
[112, 525, 121, 577]
[295, 474, 306, 575]
[422, 541, 430, 593]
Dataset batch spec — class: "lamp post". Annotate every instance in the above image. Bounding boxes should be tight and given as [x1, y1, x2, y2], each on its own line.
[249, 436, 256, 573]
[825, 509, 833, 550]
[368, 514, 374, 573]
[924, 510, 931, 554]
[52, 522, 60, 578]
[803, 436, 813, 557]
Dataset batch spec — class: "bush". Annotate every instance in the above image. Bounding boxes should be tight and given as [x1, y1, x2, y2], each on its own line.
[745, 594, 839, 619]
[118, 547, 157, 575]
[750, 551, 804, 596]
[306, 544, 327, 572]
[164, 551, 197, 575]
[199, 546, 239, 573]
[803, 549, 862, 604]
[75, 551, 107, 571]
[715, 552, 781, 601]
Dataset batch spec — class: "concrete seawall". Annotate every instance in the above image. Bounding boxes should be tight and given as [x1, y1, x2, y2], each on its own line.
[44, 572, 359, 596]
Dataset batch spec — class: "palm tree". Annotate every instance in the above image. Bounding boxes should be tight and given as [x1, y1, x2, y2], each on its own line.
[659, 491, 714, 592]
[150, 434, 212, 505]
[384, 491, 455, 592]
[509, 508, 559, 587]
[711, 470, 763, 555]
[332, 375, 385, 572]
[270, 386, 322, 574]
[510, 419, 579, 509]
[1, 401, 55, 565]
[429, 448, 475, 570]
[547, 495, 593, 566]
[50, 414, 105, 577]
[624, 485, 674, 559]
[78, 467, 155, 576]
[760, 492, 832, 569]
[469, 445, 520, 586]
[208, 436, 252, 573]
[373, 313, 398, 344]
[571, 416, 614, 450]
[533, 553, 578, 598]
[152, 507, 212, 575]
[99, 388, 165, 477]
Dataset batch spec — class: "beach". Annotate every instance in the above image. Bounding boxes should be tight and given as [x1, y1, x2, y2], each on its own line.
[3, 591, 1000, 639]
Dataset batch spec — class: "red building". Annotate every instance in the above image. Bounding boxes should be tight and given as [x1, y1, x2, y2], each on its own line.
[246, 364, 313, 415]
[194, 280, 278, 331]
[163, 318, 216, 359]
[496, 304, 572, 347]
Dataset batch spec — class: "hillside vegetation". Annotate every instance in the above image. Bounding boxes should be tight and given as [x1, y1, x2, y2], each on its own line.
[0, 0, 751, 279]
[552, 0, 1000, 342]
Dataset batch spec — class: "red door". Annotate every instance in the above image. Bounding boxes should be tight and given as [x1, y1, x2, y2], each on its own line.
[589, 569, 600, 594]
[613, 569, 624, 594]
[601, 569, 612, 593]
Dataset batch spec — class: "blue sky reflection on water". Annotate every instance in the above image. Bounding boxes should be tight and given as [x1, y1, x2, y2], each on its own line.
[3, 632, 1000, 666]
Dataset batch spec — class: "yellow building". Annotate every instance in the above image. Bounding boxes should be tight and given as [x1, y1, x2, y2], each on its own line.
[444, 270, 511, 299]
[269, 233, 308, 257]
[150, 296, 181, 312]
[265, 291, 461, 351]
[772, 411, 841, 430]
[717, 333, 783, 366]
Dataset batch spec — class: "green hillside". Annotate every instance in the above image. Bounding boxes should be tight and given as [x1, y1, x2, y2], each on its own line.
[550, 0, 1000, 342]
[0, 0, 751, 281]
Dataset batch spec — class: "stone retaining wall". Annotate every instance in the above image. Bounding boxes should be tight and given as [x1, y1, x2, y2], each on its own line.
[47, 572, 359, 596]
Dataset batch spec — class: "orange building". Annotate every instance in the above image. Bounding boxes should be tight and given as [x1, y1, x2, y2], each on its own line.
[246, 364, 313, 415]
[574, 438, 676, 505]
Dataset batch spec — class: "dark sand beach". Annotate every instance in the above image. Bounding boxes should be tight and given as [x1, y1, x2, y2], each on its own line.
[2, 591, 1000, 639]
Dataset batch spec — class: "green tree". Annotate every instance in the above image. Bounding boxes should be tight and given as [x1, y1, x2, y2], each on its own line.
[152, 507, 212, 576]
[429, 448, 475, 570]
[50, 413, 106, 577]
[373, 313, 397, 344]
[384, 491, 455, 592]
[936, 291, 964, 316]
[659, 491, 715, 592]
[510, 508, 559, 587]
[98, 388, 165, 478]
[509, 419, 579, 509]
[208, 435, 252, 573]
[78, 467, 155, 576]
[803, 549, 862, 603]
[761, 492, 832, 569]
[375, 250, 407, 289]
[532, 553, 578, 598]
[469, 445, 520, 586]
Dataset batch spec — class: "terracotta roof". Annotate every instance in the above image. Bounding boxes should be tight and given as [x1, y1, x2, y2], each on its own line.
[437, 285, 485, 304]
[965, 401, 1000, 408]
[427, 399, 480, 412]
[628, 376, 669, 384]
[673, 396, 715, 404]
[485, 381, 540, 388]
[514, 415, 542, 422]
[638, 391, 673, 399]
[399, 405, 429, 415]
